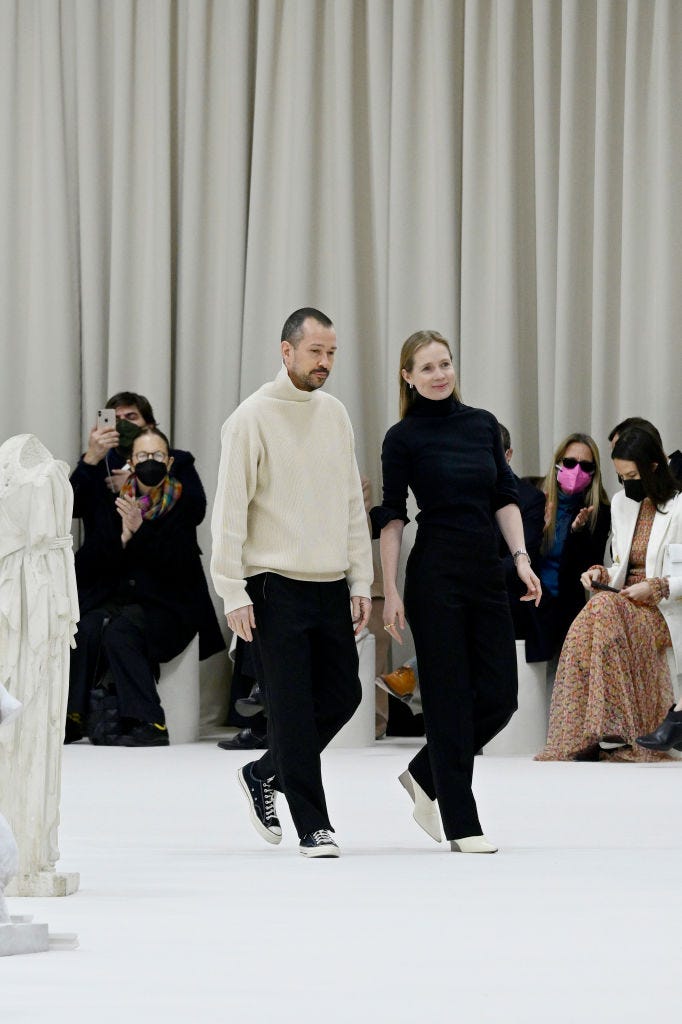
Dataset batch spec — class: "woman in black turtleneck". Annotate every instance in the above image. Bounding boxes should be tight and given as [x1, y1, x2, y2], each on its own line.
[371, 330, 541, 853]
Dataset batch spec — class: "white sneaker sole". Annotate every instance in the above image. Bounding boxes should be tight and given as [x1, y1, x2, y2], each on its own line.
[237, 768, 282, 845]
[299, 845, 340, 858]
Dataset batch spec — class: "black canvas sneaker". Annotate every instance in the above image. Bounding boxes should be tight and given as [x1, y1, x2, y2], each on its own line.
[237, 762, 282, 845]
[299, 830, 340, 858]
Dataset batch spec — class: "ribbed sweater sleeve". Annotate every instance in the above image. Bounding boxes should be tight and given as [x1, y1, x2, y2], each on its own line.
[210, 411, 262, 613]
[345, 429, 374, 598]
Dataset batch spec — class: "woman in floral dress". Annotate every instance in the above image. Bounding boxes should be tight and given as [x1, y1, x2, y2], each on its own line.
[536, 427, 682, 762]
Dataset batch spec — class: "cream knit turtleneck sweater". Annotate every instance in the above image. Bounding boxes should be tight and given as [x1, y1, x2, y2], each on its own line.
[210, 365, 373, 615]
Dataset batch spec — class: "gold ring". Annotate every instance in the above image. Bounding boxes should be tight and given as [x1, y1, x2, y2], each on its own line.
[384, 623, 395, 631]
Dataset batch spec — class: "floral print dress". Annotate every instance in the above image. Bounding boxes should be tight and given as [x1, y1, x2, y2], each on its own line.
[536, 499, 673, 762]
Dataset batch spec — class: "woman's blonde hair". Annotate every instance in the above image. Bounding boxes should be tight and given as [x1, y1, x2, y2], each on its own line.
[398, 330, 461, 418]
[541, 432, 609, 552]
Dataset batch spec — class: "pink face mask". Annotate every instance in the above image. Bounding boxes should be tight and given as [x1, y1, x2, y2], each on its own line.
[556, 463, 593, 495]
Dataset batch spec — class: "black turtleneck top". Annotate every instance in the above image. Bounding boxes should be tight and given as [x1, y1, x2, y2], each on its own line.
[371, 395, 519, 557]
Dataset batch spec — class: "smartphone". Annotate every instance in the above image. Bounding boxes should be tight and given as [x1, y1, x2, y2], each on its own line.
[590, 581, 620, 593]
[97, 408, 116, 431]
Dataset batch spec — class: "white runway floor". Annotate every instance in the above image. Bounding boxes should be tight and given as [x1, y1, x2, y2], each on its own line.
[3, 738, 682, 1023]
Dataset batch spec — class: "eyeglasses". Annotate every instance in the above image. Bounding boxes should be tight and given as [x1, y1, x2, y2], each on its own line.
[560, 457, 595, 473]
[133, 451, 167, 463]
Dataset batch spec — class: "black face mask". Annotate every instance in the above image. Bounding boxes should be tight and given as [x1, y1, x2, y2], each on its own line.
[623, 478, 646, 503]
[116, 419, 143, 452]
[135, 460, 168, 488]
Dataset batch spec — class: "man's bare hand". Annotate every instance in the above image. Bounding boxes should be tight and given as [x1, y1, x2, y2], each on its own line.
[107, 467, 133, 493]
[83, 424, 119, 466]
[351, 595, 372, 636]
[227, 604, 256, 642]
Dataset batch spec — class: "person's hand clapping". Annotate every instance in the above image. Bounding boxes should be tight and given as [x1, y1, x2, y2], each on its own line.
[571, 505, 594, 532]
[115, 494, 143, 546]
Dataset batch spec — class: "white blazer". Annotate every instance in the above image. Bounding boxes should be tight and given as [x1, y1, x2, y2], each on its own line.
[607, 490, 682, 672]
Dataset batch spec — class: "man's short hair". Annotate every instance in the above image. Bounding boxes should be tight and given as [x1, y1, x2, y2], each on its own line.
[281, 308, 333, 346]
[608, 416, 661, 447]
[106, 391, 156, 426]
[499, 423, 511, 452]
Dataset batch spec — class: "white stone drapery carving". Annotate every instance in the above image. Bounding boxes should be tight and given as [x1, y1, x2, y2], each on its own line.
[0, 435, 79, 895]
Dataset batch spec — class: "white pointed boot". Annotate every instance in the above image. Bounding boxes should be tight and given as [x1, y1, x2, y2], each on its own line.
[398, 770, 442, 842]
[450, 835, 498, 854]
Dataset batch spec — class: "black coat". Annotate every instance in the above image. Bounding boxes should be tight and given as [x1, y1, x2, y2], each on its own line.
[525, 502, 612, 662]
[70, 449, 225, 660]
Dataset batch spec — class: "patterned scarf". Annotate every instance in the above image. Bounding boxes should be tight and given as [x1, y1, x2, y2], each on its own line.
[120, 475, 183, 520]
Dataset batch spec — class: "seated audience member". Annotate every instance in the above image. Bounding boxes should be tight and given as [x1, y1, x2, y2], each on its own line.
[377, 425, 545, 707]
[67, 427, 217, 746]
[536, 427, 681, 762]
[530, 433, 611, 663]
[70, 391, 224, 665]
[608, 416, 682, 482]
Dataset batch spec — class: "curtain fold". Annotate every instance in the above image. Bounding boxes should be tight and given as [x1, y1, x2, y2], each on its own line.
[1, 0, 681, 491]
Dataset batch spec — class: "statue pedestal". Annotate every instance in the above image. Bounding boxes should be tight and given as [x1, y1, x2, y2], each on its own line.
[5, 871, 80, 897]
[0, 918, 49, 956]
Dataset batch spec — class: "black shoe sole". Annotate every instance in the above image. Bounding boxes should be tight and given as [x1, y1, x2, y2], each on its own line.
[217, 735, 267, 750]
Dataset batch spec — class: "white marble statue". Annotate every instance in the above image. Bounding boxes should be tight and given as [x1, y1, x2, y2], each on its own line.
[0, 434, 80, 897]
[0, 684, 21, 923]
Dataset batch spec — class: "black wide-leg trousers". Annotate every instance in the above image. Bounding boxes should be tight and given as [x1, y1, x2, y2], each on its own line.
[246, 573, 361, 838]
[404, 534, 518, 840]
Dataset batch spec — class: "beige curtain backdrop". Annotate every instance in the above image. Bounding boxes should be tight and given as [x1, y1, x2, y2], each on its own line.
[2, 0, 681, 712]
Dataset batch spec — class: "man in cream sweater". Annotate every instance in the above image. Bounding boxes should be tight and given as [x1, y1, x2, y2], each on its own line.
[211, 308, 372, 858]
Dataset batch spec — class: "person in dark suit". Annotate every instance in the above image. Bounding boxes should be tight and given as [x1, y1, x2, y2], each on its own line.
[69, 391, 225, 667]
[67, 427, 220, 746]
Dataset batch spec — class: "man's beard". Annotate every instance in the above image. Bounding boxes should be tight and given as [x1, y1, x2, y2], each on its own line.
[290, 368, 329, 391]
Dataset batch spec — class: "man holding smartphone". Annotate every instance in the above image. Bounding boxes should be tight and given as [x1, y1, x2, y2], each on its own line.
[211, 308, 372, 858]
[72, 391, 208, 520]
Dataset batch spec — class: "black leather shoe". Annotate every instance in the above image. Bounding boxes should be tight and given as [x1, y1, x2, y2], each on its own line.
[116, 722, 170, 747]
[234, 685, 265, 718]
[636, 707, 682, 751]
[217, 728, 267, 750]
